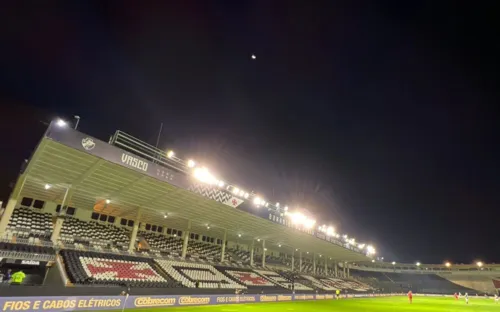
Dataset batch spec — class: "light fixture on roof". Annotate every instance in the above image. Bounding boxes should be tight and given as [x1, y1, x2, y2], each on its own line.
[265, 202, 269, 207]
[276, 202, 280, 207]
[295, 248, 299, 251]
[187, 159, 196, 168]
[167, 150, 175, 159]
[372, 259, 375, 263]
[164, 215, 168, 219]
[56, 119, 67, 127]
[476, 261, 483, 267]
[278, 244, 281, 247]
[193, 167, 218, 185]
[358, 244, 365, 249]
[253, 197, 262, 206]
[416, 262, 421, 266]
[239, 190, 245, 196]
[304, 218, 316, 229]
[264, 248, 267, 251]
[173, 234, 177, 237]
[244, 193, 249, 199]
[232, 187, 240, 195]
[306, 252, 309, 254]
[445, 262, 451, 267]
[207, 226, 210, 230]
[44, 184, 51, 190]
[392, 261, 396, 265]
[284, 206, 288, 211]
[218, 180, 225, 187]
[105, 199, 111, 204]
[257, 239, 261, 242]
[238, 234, 242, 238]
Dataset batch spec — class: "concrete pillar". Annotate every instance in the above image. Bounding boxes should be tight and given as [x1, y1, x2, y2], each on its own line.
[324, 259, 328, 275]
[347, 262, 350, 278]
[220, 230, 227, 262]
[291, 252, 295, 271]
[250, 240, 255, 266]
[51, 217, 64, 243]
[128, 208, 142, 251]
[299, 252, 302, 272]
[181, 220, 192, 259]
[313, 253, 316, 274]
[334, 261, 338, 277]
[343, 261, 346, 278]
[0, 199, 17, 237]
[262, 240, 266, 267]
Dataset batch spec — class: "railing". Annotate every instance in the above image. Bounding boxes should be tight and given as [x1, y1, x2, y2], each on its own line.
[110, 130, 188, 174]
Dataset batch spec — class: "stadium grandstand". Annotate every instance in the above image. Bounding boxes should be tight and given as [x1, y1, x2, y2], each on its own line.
[0, 119, 499, 311]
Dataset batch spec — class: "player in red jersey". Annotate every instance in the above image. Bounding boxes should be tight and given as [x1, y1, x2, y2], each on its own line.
[408, 290, 413, 303]
[454, 292, 459, 300]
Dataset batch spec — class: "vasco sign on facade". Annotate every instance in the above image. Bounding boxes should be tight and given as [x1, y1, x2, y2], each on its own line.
[121, 154, 148, 172]
[81, 137, 96, 151]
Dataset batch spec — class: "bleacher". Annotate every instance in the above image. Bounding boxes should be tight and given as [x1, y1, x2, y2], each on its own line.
[59, 218, 130, 249]
[59, 249, 180, 288]
[155, 260, 245, 289]
[255, 270, 312, 291]
[6, 207, 53, 240]
[216, 267, 287, 293]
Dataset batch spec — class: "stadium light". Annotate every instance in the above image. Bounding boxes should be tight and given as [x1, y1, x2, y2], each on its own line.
[284, 206, 288, 211]
[56, 119, 67, 127]
[392, 261, 396, 265]
[326, 226, 335, 236]
[445, 262, 451, 267]
[264, 248, 267, 251]
[163, 215, 168, 219]
[304, 218, 316, 229]
[358, 244, 365, 249]
[371, 259, 375, 263]
[232, 187, 240, 195]
[193, 167, 218, 185]
[239, 190, 245, 197]
[218, 180, 225, 187]
[167, 150, 175, 159]
[257, 239, 261, 242]
[476, 261, 483, 267]
[206, 226, 210, 230]
[366, 245, 375, 255]
[416, 262, 421, 266]
[276, 202, 280, 207]
[105, 199, 111, 204]
[306, 252, 309, 254]
[187, 159, 196, 168]
[44, 184, 51, 190]
[238, 234, 242, 238]
[295, 248, 299, 251]
[278, 244, 281, 247]
[253, 197, 262, 206]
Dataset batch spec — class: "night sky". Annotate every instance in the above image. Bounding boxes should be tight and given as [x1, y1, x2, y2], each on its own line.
[1, 1, 499, 264]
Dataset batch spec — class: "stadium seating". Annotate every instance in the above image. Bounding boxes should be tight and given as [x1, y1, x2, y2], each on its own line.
[0, 241, 55, 255]
[255, 270, 312, 291]
[6, 207, 53, 239]
[216, 267, 288, 293]
[155, 260, 245, 289]
[59, 218, 130, 249]
[59, 249, 180, 288]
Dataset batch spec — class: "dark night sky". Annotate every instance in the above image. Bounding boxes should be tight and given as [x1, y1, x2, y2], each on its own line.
[0, 1, 499, 264]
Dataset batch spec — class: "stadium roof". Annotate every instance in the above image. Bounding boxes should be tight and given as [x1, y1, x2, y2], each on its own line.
[14, 121, 371, 262]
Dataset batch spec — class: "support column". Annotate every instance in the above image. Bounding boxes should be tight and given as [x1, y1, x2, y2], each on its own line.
[0, 199, 17, 237]
[299, 252, 302, 272]
[324, 259, 328, 275]
[250, 240, 255, 266]
[291, 252, 295, 271]
[343, 261, 347, 278]
[347, 262, 350, 278]
[51, 217, 64, 243]
[128, 208, 142, 251]
[313, 253, 316, 274]
[181, 220, 192, 259]
[262, 240, 266, 267]
[220, 230, 227, 262]
[334, 261, 338, 277]
[0, 175, 27, 237]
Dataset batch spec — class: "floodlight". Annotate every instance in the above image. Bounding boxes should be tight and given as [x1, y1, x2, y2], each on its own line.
[167, 150, 175, 159]
[276, 202, 280, 207]
[358, 244, 365, 249]
[477, 261, 483, 267]
[187, 159, 196, 168]
[326, 226, 335, 236]
[284, 206, 288, 211]
[445, 262, 451, 267]
[278, 244, 281, 247]
[164, 215, 168, 219]
[232, 187, 240, 195]
[304, 218, 316, 229]
[253, 197, 262, 205]
[105, 199, 111, 204]
[392, 261, 396, 265]
[218, 180, 225, 187]
[244, 193, 249, 199]
[239, 190, 245, 196]
[56, 119, 67, 127]
[257, 238, 261, 242]
[372, 259, 375, 263]
[193, 167, 218, 185]
[44, 184, 51, 190]
[238, 234, 242, 238]
[416, 262, 421, 266]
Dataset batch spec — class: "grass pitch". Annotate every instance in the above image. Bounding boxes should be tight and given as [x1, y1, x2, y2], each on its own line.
[120, 296, 499, 312]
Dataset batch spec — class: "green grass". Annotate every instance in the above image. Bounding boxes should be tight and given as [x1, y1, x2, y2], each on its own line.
[117, 297, 499, 312]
